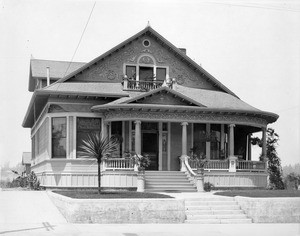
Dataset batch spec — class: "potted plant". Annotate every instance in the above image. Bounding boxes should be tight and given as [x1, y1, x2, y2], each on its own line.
[129, 152, 151, 192]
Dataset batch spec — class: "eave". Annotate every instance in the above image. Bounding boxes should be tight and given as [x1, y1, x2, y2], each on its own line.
[22, 90, 129, 128]
[91, 103, 279, 124]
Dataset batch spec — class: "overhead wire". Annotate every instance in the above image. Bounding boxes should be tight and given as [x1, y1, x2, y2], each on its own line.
[205, 1, 300, 12]
[63, 1, 96, 78]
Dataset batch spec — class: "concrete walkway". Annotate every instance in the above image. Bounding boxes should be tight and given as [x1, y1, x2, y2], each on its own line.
[0, 190, 299, 236]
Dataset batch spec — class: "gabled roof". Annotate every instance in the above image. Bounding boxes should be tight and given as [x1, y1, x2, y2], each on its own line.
[56, 26, 238, 98]
[91, 85, 279, 124]
[92, 84, 258, 112]
[120, 86, 206, 107]
[29, 59, 86, 91]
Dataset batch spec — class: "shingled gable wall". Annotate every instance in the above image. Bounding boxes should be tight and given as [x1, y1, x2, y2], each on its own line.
[68, 34, 221, 92]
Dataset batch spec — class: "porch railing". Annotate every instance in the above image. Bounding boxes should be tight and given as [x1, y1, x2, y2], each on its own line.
[188, 159, 230, 171]
[188, 159, 266, 172]
[237, 160, 266, 171]
[103, 158, 135, 171]
[124, 79, 164, 91]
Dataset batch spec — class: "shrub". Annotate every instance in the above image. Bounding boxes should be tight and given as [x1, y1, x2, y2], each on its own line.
[204, 182, 214, 192]
[28, 171, 40, 190]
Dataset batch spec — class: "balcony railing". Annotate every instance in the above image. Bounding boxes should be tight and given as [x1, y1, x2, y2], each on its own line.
[103, 158, 135, 171]
[123, 79, 164, 91]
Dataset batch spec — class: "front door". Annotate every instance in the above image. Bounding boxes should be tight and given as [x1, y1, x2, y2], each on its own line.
[142, 132, 158, 170]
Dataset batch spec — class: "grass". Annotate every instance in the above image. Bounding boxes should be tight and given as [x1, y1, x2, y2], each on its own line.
[214, 189, 300, 198]
[53, 190, 173, 199]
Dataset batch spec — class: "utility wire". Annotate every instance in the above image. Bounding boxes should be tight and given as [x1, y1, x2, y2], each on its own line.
[205, 1, 300, 12]
[63, 1, 96, 78]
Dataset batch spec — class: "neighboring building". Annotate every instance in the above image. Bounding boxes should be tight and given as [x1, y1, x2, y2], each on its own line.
[22, 152, 31, 175]
[22, 26, 278, 190]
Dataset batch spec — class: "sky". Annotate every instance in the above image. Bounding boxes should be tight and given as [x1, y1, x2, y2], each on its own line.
[0, 0, 299, 167]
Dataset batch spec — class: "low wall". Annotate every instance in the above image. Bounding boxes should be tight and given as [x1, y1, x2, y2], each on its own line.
[235, 196, 300, 223]
[204, 172, 267, 188]
[48, 191, 185, 223]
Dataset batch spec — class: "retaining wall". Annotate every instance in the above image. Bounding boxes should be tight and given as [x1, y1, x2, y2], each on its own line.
[235, 196, 300, 223]
[48, 191, 185, 223]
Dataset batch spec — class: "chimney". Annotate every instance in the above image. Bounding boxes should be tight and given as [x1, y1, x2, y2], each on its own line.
[46, 67, 50, 86]
[179, 48, 186, 54]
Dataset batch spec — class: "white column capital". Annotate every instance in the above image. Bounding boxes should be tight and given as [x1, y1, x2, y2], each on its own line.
[104, 121, 111, 126]
[181, 121, 188, 126]
[229, 124, 235, 128]
[134, 120, 141, 125]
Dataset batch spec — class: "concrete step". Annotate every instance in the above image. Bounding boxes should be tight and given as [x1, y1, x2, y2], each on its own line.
[185, 201, 237, 206]
[145, 172, 187, 175]
[184, 197, 234, 202]
[185, 218, 252, 224]
[146, 179, 191, 183]
[146, 182, 191, 187]
[145, 188, 197, 193]
[185, 209, 245, 215]
[186, 205, 241, 211]
[144, 171, 196, 192]
[186, 214, 248, 220]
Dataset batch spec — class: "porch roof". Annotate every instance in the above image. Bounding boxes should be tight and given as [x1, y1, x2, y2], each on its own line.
[91, 85, 278, 124]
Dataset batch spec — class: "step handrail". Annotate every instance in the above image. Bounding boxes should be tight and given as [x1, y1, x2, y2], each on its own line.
[184, 156, 196, 177]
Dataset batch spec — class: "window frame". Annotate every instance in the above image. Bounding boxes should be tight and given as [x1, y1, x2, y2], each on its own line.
[124, 63, 169, 82]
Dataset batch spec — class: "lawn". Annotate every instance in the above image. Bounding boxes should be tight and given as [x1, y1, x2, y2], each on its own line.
[214, 189, 300, 198]
[53, 190, 173, 199]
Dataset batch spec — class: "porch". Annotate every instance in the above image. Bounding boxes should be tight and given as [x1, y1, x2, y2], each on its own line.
[101, 158, 268, 190]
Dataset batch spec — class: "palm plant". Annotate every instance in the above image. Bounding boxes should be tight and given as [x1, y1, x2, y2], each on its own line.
[78, 132, 119, 194]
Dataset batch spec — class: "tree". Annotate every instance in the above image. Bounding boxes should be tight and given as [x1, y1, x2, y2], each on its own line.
[78, 132, 119, 194]
[251, 128, 285, 189]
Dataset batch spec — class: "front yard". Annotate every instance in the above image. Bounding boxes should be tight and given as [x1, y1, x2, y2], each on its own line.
[53, 190, 173, 199]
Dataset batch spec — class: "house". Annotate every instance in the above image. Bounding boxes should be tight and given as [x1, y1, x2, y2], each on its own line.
[22, 26, 278, 191]
[22, 152, 31, 175]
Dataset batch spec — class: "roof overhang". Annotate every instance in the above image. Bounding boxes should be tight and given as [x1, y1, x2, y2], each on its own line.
[22, 89, 129, 128]
[92, 103, 279, 124]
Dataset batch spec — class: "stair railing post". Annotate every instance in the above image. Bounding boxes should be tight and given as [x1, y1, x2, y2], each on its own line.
[196, 168, 205, 192]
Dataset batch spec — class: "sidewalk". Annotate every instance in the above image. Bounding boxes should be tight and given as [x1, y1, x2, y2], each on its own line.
[0, 190, 299, 236]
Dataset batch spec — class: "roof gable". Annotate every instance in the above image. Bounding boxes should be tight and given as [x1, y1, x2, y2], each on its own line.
[121, 86, 205, 107]
[56, 26, 238, 97]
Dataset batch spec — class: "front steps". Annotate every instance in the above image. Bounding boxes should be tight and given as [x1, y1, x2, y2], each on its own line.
[185, 197, 252, 224]
[144, 171, 197, 192]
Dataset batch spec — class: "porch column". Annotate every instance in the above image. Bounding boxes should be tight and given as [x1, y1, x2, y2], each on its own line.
[220, 124, 225, 156]
[180, 122, 188, 171]
[262, 127, 267, 171]
[229, 124, 235, 156]
[247, 134, 252, 161]
[158, 122, 163, 171]
[228, 124, 237, 172]
[206, 124, 211, 160]
[181, 122, 188, 156]
[101, 121, 109, 139]
[134, 120, 142, 155]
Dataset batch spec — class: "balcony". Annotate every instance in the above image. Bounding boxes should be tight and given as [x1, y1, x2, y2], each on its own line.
[123, 78, 164, 91]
